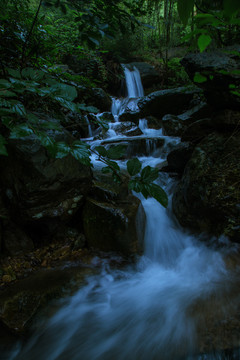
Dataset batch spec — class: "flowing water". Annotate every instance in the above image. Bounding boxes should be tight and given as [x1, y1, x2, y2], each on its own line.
[4, 67, 240, 360]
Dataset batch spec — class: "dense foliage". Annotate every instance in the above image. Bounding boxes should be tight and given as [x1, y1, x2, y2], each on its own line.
[0, 0, 239, 206]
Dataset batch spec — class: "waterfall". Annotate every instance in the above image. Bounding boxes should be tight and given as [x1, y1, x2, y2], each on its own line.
[123, 65, 144, 98]
[8, 64, 234, 360]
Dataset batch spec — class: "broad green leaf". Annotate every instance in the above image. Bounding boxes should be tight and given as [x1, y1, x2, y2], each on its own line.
[107, 145, 126, 160]
[127, 158, 142, 176]
[231, 90, 240, 97]
[95, 146, 107, 157]
[70, 141, 91, 166]
[177, 0, 194, 26]
[36, 131, 56, 152]
[128, 178, 142, 193]
[54, 97, 76, 111]
[105, 159, 120, 171]
[193, 73, 207, 83]
[10, 124, 34, 138]
[141, 166, 159, 182]
[0, 90, 17, 97]
[0, 79, 11, 89]
[198, 34, 212, 52]
[51, 83, 78, 101]
[7, 69, 21, 79]
[77, 104, 99, 113]
[148, 183, 168, 208]
[21, 68, 45, 81]
[0, 135, 8, 156]
[54, 141, 71, 158]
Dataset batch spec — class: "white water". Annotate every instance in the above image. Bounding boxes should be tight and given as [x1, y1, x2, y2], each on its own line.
[7, 65, 234, 360]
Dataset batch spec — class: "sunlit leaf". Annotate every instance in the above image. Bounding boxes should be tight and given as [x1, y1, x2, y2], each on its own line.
[198, 34, 212, 52]
[193, 73, 207, 83]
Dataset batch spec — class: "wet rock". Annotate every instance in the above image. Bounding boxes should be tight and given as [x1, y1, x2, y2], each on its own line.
[161, 114, 185, 136]
[178, 102, 213, 122]
[110, 122, 143, 137]
[161, 143, 193, 174]
[76, 86, 112, 112]
[145, 116, 161, 129]
[62, 111, 89, 138]
[137, 86, 201, 118]
[118, 109, 141, 123]
[172, 133, 240, 241]
[126, 62, 161, 89]
[98, 112, 114, 123]
[101, 136, 165, 158]
[181, 118, 215, 143]
[181, 46, 240, 109]
[0, 135, 92, 249]
[0, 266, 96, 333]
[83, 194, 145, 255]
[212, 110, 240, 131]
[3, 223, 34, 256]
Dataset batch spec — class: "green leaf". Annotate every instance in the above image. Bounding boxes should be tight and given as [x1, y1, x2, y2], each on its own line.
[70, 141, 91, 166]
[10, 124, 34, 138]
[21, 68, 45, 81]
[0, 135, 8, 156]
[0, 79, 11, 89]
[128, 178, 142, 193]
[95, 146, 107, 157]
[51, 83, 78, 101]
[127, 158, 142, 176]
[198, 34, 212, 52]
[177, 0, 194, 26]
[7, 69, 21, 79]
[77, 104, 99, 113]
[148, 183, 168, 208]
[36, 131, 56, 152]
[105, 159, 120, 171]
[54, 97, 77, 111]
[0, 90, 17, 97]
[193, 73, 207, 83]
[106, 145, 126, 160]
[54, 141, 71, 158]
[141, 166, 159, 182]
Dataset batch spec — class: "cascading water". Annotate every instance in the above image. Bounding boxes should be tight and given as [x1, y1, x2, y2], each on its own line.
[6, 66, 237, 360]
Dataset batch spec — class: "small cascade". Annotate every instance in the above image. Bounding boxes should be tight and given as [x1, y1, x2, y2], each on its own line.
[85, 115, 93, 138]
[124, 65, 144, 98]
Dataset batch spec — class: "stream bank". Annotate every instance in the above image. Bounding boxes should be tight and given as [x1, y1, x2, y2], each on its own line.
[0, 46, 240, 359]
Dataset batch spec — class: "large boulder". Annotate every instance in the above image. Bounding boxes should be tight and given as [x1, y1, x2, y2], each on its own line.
[172, 133, 240, 241]
[137, 86, 201, 118]
[126, 62, 161, 89]
[76, 86, 112, 112]
[0, 135, 92, 251]
[83, 181, 145, 255]
[161, 142, 193, 174]
[181, 46, 240, 109]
